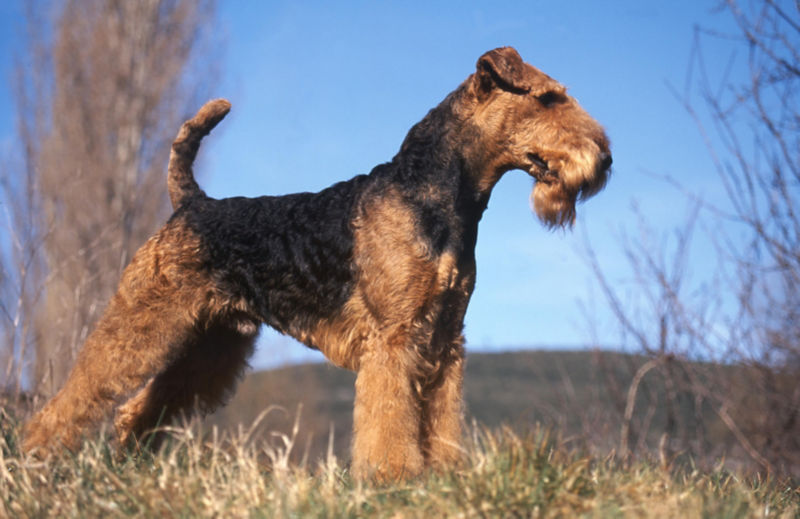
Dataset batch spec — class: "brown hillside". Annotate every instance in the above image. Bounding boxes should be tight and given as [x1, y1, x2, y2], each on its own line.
[207, 349, 686, 464]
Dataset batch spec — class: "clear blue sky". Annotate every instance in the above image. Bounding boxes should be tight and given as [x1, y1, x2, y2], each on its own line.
[0, 2, 741, 368]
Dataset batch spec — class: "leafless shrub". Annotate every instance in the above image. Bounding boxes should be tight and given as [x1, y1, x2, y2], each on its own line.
[587, 0, 800, 477]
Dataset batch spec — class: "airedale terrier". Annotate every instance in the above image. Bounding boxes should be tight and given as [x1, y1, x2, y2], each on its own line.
[23, 47, 611, 480]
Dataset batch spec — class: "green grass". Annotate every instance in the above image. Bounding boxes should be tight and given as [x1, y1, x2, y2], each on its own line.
[2, 410, 797, 518]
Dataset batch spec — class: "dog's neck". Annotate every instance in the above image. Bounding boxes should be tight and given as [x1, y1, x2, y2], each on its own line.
[388, 83, 499, 212]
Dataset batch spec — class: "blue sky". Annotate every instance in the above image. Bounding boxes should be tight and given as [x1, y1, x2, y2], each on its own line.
[0, 2, 741, 368]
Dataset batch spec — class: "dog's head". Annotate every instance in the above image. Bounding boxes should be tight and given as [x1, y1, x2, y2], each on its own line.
[469, 47, 612, 228]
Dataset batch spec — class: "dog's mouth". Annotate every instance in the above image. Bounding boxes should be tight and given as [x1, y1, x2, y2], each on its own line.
[526, 153, 558, 184]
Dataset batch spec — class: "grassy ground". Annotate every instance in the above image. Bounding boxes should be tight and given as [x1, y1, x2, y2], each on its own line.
[209, 350, 725, 464]
[2, 410, 797, 518]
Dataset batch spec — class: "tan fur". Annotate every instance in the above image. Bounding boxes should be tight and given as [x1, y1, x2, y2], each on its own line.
[22, 223, 257, 453]
[286, 190, 472, 480]
[23, 48, 610, 482]
[168, 99, 231, 209]
[461, 56, 610, 227]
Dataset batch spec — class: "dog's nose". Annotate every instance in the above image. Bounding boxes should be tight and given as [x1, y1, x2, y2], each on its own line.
[599, 152, 612, 171]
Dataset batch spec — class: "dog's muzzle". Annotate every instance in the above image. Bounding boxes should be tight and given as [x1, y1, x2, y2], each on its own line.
[526, 153, 558, 183]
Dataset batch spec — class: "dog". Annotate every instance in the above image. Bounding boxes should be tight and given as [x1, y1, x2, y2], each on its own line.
[23, 47, 611, 480]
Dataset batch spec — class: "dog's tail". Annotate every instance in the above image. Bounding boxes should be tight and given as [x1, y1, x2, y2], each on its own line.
[168, 98, 231, 209]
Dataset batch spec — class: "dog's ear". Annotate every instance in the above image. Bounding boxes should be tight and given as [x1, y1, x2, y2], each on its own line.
[476, 47, 529, 94]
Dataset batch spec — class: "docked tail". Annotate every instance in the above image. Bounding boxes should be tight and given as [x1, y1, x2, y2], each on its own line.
[168, 99, 231, 209]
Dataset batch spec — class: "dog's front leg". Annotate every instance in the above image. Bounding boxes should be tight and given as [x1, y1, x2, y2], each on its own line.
[351, 345, 424, 481]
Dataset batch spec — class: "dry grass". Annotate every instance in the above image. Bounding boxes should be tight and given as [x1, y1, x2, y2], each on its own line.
[1, 407, 797, 518]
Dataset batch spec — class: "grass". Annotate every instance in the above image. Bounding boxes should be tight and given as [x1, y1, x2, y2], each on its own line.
[1, 409, 797, 518]
[208, 351, 740, 465]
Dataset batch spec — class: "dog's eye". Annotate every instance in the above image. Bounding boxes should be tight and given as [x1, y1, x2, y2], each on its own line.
[536, 91, 565, 108]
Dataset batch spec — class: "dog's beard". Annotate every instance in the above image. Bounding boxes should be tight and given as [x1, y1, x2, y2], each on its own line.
[530, 162, 609, 229]
[531, 182, 577, 228]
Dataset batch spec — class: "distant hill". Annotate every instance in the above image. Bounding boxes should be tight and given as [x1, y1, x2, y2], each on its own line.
[208, 349, 725, 464]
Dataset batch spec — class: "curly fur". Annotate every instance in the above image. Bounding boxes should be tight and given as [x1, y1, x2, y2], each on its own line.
[23, 47, 611, 481]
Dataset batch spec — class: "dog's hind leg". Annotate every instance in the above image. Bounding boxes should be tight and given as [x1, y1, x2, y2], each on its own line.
[22, 287, 200, 454]
[114, 319, 257, 449]
[22, 228, 220, 454]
